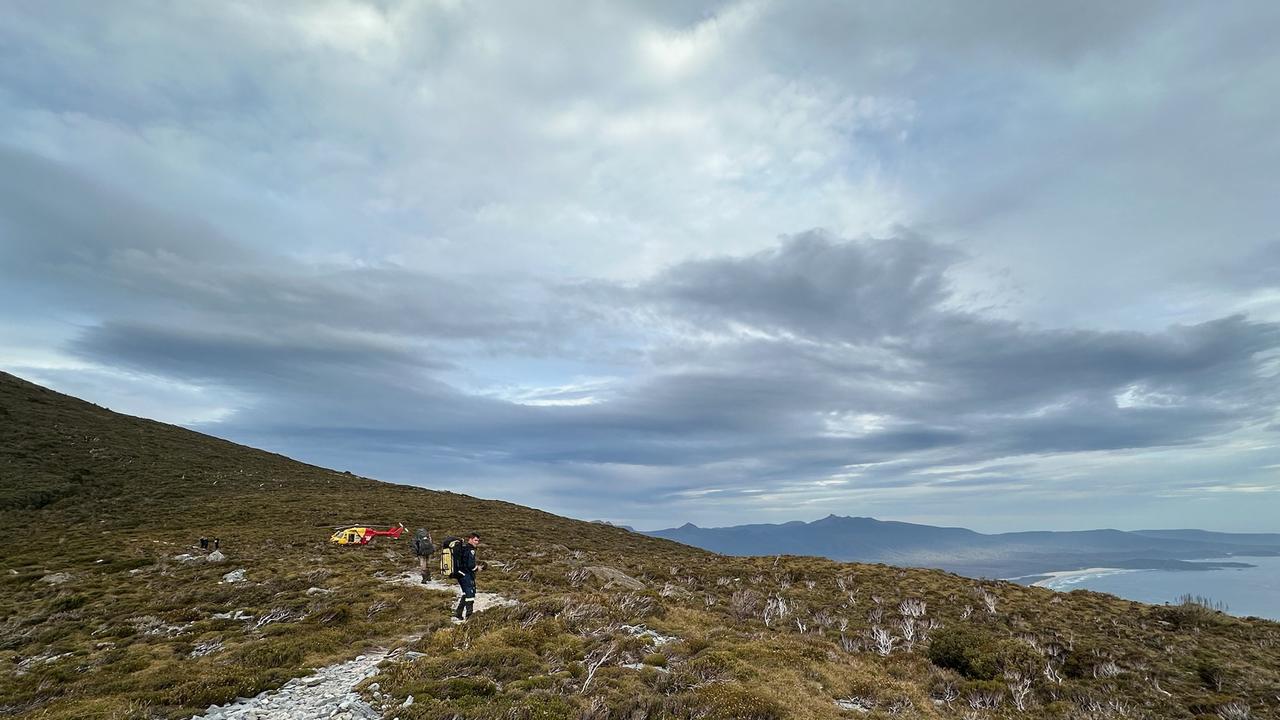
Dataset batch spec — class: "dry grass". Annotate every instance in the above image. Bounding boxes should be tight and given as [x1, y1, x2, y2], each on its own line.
[3, 371, 1280, 719]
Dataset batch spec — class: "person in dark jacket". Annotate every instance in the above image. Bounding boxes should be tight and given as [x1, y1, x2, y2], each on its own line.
[452, 532, 481, 622]
[412, 528, 435, 583]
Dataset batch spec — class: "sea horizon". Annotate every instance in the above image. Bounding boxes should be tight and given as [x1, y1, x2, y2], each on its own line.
[1011, 555, 1280, 622]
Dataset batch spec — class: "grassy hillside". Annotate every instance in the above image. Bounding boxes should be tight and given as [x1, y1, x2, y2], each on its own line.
[2, 371, 1278, 719]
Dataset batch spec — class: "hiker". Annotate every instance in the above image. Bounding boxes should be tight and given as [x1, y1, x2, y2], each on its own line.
[213, 538, 220, 551]
[199, 537, 209, 550]
[452, 532, 480, 622]
[412, 528, 435, 583]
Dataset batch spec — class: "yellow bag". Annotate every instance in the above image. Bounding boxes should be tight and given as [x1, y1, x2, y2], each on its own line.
[440, 537, 463, 578]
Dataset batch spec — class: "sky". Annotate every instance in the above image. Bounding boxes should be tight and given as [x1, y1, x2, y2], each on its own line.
[2, 1, 1279, 533]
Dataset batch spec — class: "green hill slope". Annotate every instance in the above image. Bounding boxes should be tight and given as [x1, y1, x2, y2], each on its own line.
[2, 371, 1277, 719]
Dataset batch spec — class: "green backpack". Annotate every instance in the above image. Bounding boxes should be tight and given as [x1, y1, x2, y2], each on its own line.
[411, 529, 435, 558]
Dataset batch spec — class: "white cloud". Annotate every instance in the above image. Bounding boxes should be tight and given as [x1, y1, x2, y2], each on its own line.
[3, 0, 1280, 532]
[479, 378, 619, 407]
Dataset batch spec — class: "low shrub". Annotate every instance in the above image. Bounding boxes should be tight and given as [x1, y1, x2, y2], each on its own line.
[50, 594, 87, 612]
[1062, 640, 1107, 680]
[693, 682, 784, 720]
[1186, 692, 1243, 716]
[406, 676, 498, 700]
[1196, 656, 1229, 690]
[153, 667, 260, 708]
[236, 639, 306, 669]
[927, 625, 999, 679]
[1160, 595, 1226, 630]
[680, 649, 736, 684]
[447, 646, 542, 682]
[927, 625, 1040, 681]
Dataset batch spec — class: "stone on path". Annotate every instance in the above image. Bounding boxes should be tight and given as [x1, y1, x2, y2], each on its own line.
[188, 654, 385, 720]
[188, 583, 515, 720]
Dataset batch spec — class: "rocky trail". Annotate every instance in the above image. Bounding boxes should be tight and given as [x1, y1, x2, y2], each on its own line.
[385, 571, 518, 613]
[190, 572, 513, 720]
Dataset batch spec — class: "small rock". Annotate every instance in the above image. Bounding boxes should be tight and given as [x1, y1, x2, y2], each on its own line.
[402, 695, 414, 707]
[583, 566, 645, 590]
[622, 662, 671, 673]
[620, 624, 678, 646]
[207, 550, 227, 563]
[212, 610, 252, 621]
[40, 572, 73, 585]
[306, 586, 332, 596]
[221, 569, 247, 583]
[835, 698, 873, 713]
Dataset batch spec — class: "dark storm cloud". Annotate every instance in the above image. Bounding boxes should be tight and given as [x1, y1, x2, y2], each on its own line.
[0, 148, 584, 350]
[15, 164, 1280, 517]
[70, 321, 447, 387]
[915, 315, 1280, 411]
[70, 230, 1280, 523]
[5, 0, 1280, 529]
[643, 231, 959, 341]
[612, 232, 1280, 469]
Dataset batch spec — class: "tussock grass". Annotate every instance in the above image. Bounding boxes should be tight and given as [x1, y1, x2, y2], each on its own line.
[3, 371, 1280, 719]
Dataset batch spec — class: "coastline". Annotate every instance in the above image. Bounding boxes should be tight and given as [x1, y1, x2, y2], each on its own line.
[1027, 567, 1143, 590]
[1006, 557, 1258, 587]
[1004, 555, 1280, 621]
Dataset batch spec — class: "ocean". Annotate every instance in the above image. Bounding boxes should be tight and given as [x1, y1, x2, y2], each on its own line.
[1027, 554, 1280, 621]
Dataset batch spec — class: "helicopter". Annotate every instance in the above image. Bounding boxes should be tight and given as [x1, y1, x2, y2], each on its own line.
[329, 523, 406, 545]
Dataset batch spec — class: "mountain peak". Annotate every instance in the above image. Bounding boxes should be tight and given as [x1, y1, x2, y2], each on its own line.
[7, 370, 1279, 716]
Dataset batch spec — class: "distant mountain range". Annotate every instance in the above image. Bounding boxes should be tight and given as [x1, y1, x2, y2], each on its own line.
[10, 370, 1280, 715]
[644, 515, 1280, 579]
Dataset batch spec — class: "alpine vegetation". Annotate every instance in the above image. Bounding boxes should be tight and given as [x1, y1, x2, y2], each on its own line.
[3, 373, 1280, 719]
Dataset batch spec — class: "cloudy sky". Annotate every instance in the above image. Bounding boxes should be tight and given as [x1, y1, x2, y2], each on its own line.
[3, 1, 1279, 532]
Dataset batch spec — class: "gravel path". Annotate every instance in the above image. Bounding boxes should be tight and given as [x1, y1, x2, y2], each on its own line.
[387, 571, 517, 613]
[193, 652, 391, 720]
[190, 573, 513, 720]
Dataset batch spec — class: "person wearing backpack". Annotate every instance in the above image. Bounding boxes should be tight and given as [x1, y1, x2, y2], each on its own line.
[451, 532, 481, 622]
[411, 528, 435, 583]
